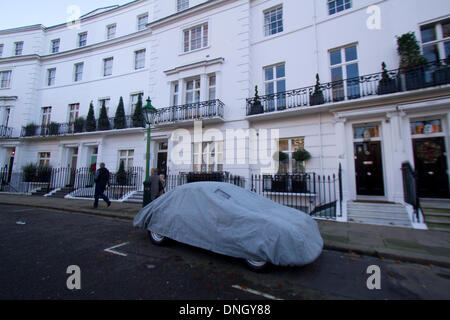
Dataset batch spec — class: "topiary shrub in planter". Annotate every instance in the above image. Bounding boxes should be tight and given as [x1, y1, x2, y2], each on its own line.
[293, 148, 311, 173]
[74, 117, 85, 133]
[378, 62, 398, 95]
[48, 122, 60, 136]
[86, 102, 97, 132]
[397, 32, 428, 91]
[248, 86, 264, 115]
[37, 165, 52, 183]
[132, 94, 145, 128]
[116, 161, 128, 186]
[24, 123, 37, 137]
[310, 74, 325, 106]
[114, 97, 126, 130]
[22, 163, 37, 182]
[98, 101, 111, 131]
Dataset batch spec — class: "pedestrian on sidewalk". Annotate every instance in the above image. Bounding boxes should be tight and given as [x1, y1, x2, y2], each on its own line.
[93, 162, 112, 209]
[150, 168, 164, 202]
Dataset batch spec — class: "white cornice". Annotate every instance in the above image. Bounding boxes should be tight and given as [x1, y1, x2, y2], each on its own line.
[164, 57, 225, 75]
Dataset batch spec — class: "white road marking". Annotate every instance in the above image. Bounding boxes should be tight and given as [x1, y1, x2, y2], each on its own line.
[104, 242, 129, 257]
[12, 209, 35, 213]
[231, 285, 284, 300]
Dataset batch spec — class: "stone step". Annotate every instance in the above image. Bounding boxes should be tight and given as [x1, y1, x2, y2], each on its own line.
[425, 222, 450, 232]
[348, 217, 412, 228]
[348, 212, 411, 222]
[347, 208, 409, 217]
[420, 198, 450, 210]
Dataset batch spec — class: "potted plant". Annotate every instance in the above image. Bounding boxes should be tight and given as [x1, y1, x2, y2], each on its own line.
[293, 148, 311, 172]
[22, 163, 37, 182]
[397, 32, 428, 91]
[249, 86, 264, 115]
[433, 55, 450, 86]
[310, 74, 325, 106]
[24, 123, 37, 137]
[378, 62, 398, 95]
[86, 102, 97, 132]
[74, 117, 85, 133]
[114, 97, 126, 130]
[116, 161, 128, 186]
[132, 94, 145, 128]
[37, 164, 52, 183]
[47, 122, 60, 136]
[98, 101, 111, 131]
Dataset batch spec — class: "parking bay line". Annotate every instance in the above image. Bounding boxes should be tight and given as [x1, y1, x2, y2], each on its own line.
[104, 242, 130, 257]
[231, 285, 284, 300]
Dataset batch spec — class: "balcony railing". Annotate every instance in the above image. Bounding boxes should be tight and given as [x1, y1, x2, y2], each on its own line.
[0, 125, 14, 138]
[247, 59, 450, 116]
[21, 115, 141, 138]
[154, 99, 225, 125]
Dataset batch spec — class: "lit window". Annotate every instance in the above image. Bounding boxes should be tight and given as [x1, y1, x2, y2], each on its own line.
[264, 6, 283, 36]
[39, 152, 51, 166]
[277, 138, 305, 174]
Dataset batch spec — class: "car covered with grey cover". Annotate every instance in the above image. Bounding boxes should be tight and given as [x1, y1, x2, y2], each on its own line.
[133, 182, 323, 269]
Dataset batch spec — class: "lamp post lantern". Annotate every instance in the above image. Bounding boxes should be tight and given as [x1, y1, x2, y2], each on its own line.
[142, 97, 158, 207]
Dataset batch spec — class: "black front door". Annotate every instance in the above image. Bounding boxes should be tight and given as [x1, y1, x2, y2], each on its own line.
[354, 141, 385, 196]
[157, 152, 167, 177]
[413, 137, 450, 198]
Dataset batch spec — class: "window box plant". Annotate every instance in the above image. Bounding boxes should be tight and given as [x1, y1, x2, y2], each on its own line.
[248, 86, 264, 115]
[310, 74, 325, 106]
[48, 122, 60, 136]
[397, 32, 428, 91]
[24, 123, 37, 137]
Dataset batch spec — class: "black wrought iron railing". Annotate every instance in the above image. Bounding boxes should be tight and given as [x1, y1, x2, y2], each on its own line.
[401, 162, 421, 223]
[250, 173, 339, 219]
[247, 59, 450, 116]
[154, 99, 225, 125]
[0, 125, 13, 138]
[21, 115, 141, 137]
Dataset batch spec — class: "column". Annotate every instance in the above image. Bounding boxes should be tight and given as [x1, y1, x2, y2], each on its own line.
[333, 116, 348, 221]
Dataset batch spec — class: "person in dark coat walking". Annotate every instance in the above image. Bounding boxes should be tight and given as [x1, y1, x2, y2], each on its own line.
[150, 168, 164, 202]
[93, 162, 111, 208]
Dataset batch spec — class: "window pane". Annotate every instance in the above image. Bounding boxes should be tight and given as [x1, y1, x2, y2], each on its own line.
[265, 68, 274, 81]
[265, 82, 274, 95]
[279, 140, 288, 151]
[331, 67, 343, 82]
[276, 80, 286, 93]
[330, 50, 342, 65]
[291, 138, 304, 150]
[276, 64, 285, 78]
[346, 63, 359, 79]
[421, 24, 436, 43]
[443, 20, 450, 38]
[444, 41, 450, 60]
[345, 46, 357, 62]
[423, 44, 440, 62]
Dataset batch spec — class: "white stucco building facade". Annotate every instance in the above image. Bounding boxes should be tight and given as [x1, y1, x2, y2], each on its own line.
[1, 0, 450, 228]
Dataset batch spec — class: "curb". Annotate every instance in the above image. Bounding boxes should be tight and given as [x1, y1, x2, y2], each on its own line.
[1, 201, 135, 221]
[323, 242, 450, 269]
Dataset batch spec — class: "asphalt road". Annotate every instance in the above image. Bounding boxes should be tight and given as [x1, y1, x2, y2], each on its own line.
[1, 204, 449, 301]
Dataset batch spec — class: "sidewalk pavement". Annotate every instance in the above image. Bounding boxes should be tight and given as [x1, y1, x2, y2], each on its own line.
[1, 194, 449, 268]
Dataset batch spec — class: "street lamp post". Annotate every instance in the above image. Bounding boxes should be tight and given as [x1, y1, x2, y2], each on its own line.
[142, 97, 157, 207]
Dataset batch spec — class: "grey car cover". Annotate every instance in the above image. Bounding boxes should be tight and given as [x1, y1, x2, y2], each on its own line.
[133, 182, 323, 266]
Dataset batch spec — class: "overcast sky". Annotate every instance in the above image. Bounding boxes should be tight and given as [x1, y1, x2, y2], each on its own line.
[0, 0, 133, 30]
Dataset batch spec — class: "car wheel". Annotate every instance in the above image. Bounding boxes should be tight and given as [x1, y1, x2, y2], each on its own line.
[148, 231, 167, 245]
[245, 259, 268, 271]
